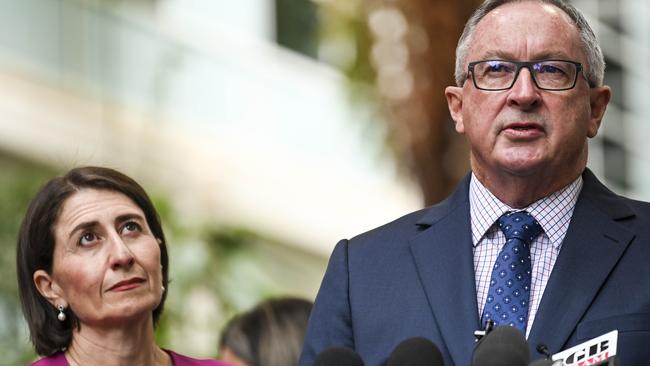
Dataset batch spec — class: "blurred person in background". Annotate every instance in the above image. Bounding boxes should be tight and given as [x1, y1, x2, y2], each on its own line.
[16, 166, 229, 366]
[219, 297, 312, 366]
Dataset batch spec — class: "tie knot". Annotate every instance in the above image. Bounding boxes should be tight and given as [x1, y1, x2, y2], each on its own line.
[498, 211, 543, 245]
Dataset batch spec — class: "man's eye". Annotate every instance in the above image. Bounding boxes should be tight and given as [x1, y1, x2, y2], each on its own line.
[79, 232, 98, 246]
[537, 64, 564, 74]
[485, 62, 513, 73]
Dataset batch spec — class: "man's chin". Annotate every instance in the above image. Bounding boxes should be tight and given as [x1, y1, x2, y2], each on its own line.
[497, 160, 547, 178]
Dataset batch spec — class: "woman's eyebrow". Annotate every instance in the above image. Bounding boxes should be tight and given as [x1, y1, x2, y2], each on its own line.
[115, 213, 146, 223]
[67, 213, 145, 239]
[68, 221, 98, 240]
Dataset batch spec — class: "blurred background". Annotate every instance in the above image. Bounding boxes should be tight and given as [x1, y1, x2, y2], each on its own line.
[0, 0, 648, 364]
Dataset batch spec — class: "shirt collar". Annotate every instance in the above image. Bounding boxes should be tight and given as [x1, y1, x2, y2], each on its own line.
[469, 173, 583, 249]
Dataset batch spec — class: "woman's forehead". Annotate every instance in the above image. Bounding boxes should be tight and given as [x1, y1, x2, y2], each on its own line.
[56, 189, 143, 230]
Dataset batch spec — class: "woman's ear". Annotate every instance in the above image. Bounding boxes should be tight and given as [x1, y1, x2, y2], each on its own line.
[33, 270, 66, 307]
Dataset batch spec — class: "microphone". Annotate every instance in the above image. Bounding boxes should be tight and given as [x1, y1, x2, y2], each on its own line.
[314, 347, 364, 366]
[471, 326, 530, 366]
[581, 359, 618, 365]
[386, 337, 444, 366]
[528, 359, 561, 366]
[536, 344, 552, 359]
[527, 343, 562, 366]
[550, 330, 618, 366]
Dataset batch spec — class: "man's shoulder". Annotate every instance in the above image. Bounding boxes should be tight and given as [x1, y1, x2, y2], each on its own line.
[347, 188, 469, 250]
[351, 205, 432, 241]
[581, 169, 650, 219]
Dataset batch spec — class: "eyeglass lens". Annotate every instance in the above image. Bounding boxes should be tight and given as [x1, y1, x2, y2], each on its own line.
[472, 60, 578, 90]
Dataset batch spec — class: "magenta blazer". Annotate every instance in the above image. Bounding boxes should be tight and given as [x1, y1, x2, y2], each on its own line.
[30, 350, 230, 366]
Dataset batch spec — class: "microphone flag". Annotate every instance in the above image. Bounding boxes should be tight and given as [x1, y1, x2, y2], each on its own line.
[551, 330, 617, 366]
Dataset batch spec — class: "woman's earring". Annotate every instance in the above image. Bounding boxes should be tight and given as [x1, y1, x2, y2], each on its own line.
[57, 304, 66, 322]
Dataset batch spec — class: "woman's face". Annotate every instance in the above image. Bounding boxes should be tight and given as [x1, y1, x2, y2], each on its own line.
[38, 188, 164, 327]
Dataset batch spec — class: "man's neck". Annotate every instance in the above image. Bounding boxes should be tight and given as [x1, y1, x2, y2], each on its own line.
[472, 166, 584, 209]
[65, 316, 169, 366]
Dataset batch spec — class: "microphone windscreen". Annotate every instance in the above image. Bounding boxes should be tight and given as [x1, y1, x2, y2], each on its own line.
[314, 347, 364, 366]
[386, 337, 444, 366]
[472, 326, 530, 366]
[528, 359, 555, 366]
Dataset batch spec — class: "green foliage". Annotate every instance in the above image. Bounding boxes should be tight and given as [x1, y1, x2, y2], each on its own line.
[0, 152, 56, 365]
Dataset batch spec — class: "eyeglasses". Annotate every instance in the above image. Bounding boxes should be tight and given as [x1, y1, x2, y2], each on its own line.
[467, 59, 584, 91]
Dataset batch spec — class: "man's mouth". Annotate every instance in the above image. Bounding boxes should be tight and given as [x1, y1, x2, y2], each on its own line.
[501, 122, 544, 138]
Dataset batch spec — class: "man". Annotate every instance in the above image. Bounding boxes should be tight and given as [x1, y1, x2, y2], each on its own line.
[299, 1, 650, 365]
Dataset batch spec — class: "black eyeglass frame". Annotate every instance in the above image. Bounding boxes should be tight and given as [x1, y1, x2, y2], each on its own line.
[467, 59, 585, 91]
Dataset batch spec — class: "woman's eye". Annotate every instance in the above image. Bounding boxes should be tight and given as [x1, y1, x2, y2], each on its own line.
[79, 232, 98, 246]
[122, 221, 142, 234]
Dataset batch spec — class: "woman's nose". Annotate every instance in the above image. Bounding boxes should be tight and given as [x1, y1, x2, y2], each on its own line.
[108, 233, 135, 270]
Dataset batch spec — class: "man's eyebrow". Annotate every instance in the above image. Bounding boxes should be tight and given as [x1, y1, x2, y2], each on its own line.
[476, 50, 573, 61]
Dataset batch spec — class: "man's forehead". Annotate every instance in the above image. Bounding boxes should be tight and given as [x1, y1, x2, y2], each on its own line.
[468, 1, 581, 61]
[484, 2, 571, 22]
[475, 50, 574, 62]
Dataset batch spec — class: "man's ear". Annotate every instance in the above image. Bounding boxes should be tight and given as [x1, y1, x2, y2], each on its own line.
[445, 86, 465, 133]
[587, 85, 611, 138]
[33, 270, 65, 307]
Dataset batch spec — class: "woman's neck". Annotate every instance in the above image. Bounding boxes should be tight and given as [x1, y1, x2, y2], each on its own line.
[64, 316, 170, 366]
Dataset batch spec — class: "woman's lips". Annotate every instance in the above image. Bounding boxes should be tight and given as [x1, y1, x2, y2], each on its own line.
[108, 277, 145, 292]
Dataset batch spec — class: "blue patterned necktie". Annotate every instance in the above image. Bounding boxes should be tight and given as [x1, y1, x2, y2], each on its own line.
[481, 211, 543, 334]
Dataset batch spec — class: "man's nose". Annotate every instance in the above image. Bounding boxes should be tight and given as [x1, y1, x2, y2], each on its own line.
[108, 233, 135, 270]
[506, 68, 541, 109]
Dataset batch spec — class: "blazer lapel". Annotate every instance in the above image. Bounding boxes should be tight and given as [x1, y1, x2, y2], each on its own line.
[527, 170, 636, 353]
[409, 175, 480, 366]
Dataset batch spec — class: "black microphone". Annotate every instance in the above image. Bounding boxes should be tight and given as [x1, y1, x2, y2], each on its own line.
[536, 344, 552, 359]
[528, 359, 556, 366]
[386, 337, 444, 366]
[471, 326, 530, 366]
[528, 344, 561, 366]
[314, 347, 364, 366]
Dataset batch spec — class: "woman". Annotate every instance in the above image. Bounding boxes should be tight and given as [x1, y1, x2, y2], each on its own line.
[219, 297, 313, 366]
[17, 166, 229, 366]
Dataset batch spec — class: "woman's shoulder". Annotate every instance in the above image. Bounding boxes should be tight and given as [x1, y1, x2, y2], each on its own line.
[167, 350, 230, 366]
[29, 352, 68, 366]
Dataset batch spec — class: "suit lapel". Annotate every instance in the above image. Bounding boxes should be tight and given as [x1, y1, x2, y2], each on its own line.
[527, 170, 635, 352]
[409, 176, 480, 366]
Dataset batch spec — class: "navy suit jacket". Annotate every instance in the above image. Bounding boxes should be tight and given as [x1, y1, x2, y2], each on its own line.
[299, 169, 650, 366]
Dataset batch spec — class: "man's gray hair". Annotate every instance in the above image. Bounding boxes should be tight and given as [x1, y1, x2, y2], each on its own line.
[454, 0, 605, 87]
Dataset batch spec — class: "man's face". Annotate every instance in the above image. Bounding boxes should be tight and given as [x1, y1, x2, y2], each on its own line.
[446, 1, 610, 183]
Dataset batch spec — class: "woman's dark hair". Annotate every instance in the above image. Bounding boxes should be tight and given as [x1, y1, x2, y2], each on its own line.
[219, 297, 313, 366]
[16, 166, 169, 356]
